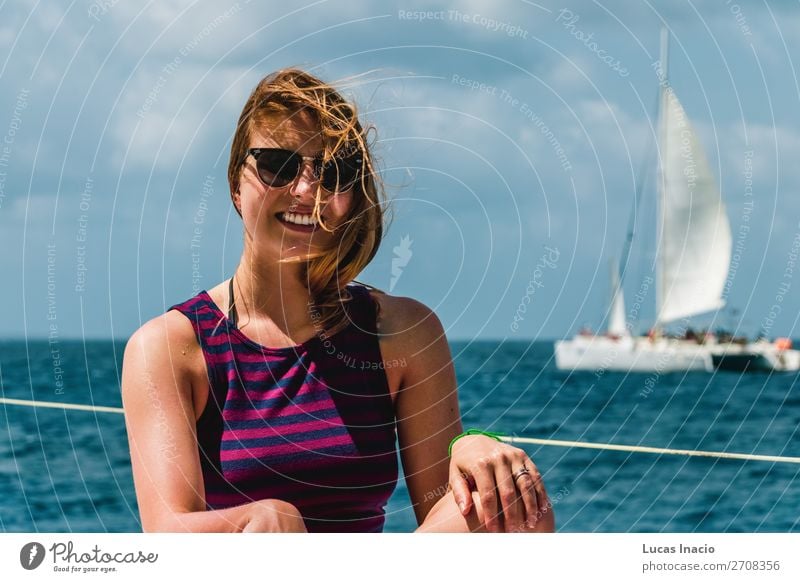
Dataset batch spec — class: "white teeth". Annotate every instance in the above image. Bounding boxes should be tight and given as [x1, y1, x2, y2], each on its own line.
[280, 212, 317, 226]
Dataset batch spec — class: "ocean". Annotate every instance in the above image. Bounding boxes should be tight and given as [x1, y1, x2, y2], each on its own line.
[1, 339, 798, 532]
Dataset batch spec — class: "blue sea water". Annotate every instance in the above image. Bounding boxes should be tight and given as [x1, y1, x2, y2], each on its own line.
[1, 339, 798, 532]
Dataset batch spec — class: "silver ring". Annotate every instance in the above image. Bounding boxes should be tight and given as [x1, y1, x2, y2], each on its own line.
[512, 466, 530, 481]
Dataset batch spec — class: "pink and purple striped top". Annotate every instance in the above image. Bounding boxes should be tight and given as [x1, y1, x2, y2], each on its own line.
[168, 283, 399, 532]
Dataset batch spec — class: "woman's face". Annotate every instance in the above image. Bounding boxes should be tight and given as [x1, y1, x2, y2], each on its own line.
[234, 109, 355, 262]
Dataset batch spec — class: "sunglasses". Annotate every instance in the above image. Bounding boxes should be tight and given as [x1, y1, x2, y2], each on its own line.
[245, 147, 363, 192]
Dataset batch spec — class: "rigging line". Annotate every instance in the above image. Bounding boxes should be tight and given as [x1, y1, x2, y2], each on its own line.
[501, 435, 800, 465]
[0, 397, 124, 414]
[618, 91, 660, 292]
[3, 398, 798, 464]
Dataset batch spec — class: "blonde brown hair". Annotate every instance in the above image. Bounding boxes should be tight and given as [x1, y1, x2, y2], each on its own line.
[227, 68, 386, 334]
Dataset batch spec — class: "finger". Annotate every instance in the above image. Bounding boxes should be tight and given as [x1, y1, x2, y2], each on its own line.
[471, 462, 500, 533]
[516, 473, 539, 529]
[495, 459, 524, 533]
[515, 471, 539, 530]
[531, 486, 554, 531]
[514, 456, 541, 529]
[528, 467, 553, 530]
[448, 466, 473, 515]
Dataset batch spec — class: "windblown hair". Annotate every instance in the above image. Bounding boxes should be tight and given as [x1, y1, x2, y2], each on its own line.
[227, 68, 386, 335]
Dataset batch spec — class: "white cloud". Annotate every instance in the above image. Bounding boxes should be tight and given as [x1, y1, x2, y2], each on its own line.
[110, 63, 250, 169]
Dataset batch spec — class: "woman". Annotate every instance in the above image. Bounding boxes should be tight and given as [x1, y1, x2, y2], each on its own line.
[121, 69, 554, 533]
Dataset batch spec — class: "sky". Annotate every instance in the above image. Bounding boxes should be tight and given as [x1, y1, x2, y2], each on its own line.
[1, 0, 799, 341]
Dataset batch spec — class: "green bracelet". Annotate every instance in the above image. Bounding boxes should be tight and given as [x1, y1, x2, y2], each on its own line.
[448, 428, 505, 456]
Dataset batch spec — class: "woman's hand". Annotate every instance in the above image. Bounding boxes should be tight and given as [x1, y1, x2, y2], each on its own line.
[448, 435, 553, 532]
[241, 499, 308, 533]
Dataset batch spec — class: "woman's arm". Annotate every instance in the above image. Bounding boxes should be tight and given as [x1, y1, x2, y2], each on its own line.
[373, 294, 463, 524]
[121, 313, 306, 533]
[375, 293, 554, 533]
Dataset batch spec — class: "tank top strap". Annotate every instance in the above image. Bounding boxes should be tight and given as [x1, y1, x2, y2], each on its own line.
[167, 292, 227, 352]
[167, 293, 232, 448]
[342, 283, 380, 337]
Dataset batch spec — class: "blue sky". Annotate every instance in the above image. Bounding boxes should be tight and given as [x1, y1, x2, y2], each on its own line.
[1, 0, 799, 341]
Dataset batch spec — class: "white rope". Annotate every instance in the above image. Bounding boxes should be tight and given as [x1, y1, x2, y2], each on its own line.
[2, 398, 798, 464]
[0, 397, 125, 414]
[501, 435, 800, 464]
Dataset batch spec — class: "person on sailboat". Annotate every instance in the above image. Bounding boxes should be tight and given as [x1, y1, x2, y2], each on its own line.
[120, 68, 554, 533]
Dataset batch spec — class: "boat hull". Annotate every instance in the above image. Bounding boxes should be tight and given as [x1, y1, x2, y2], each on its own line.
[711, 353, 773, 372]
[554, 336, 800, 373]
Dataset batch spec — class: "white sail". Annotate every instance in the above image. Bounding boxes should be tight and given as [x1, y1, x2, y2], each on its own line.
[657, 88, 731, 323]
[608, 259, 628, 336]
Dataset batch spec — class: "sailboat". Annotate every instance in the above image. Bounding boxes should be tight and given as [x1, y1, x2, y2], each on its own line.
[554, 29, 800, 373]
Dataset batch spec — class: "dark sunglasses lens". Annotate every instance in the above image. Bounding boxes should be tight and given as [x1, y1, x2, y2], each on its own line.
[256, 150, 299, 187]
[320, 156, 362, 191]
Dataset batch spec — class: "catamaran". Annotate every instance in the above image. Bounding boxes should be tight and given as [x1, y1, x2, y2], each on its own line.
[554, 29, 800, 373]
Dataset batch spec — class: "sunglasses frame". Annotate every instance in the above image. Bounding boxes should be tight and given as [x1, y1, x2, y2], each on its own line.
[244, 147, 363, 193]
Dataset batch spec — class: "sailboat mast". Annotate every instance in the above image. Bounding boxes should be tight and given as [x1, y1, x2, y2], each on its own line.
[655, 26, 669, 331]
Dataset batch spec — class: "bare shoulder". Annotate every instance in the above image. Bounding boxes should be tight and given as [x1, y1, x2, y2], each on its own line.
[121, 310, 204, 414]
[366, 288, 447, 351]
[365, 288, 449, 404]
[124, 310, 199, 363]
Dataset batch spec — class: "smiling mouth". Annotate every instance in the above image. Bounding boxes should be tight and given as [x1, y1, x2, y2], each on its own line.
[276, 211, 319, 230]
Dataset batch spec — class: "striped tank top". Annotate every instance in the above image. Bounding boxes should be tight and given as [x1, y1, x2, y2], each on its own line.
[168, 283, 399, 533]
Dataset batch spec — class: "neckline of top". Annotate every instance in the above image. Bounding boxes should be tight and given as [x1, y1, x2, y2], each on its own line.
[197, 285, 362, 354]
